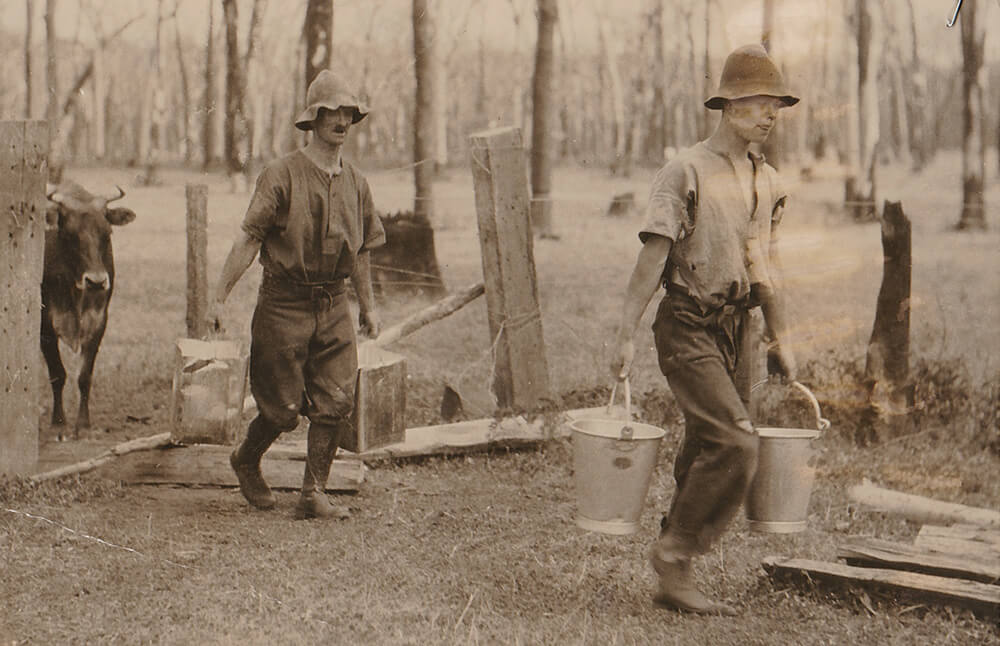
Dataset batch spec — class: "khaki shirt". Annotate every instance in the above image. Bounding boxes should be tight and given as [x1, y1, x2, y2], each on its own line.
[242, 150, 386, 283]
[639, 142, 786, 313]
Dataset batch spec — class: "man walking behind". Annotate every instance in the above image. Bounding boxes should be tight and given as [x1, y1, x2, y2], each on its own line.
[611, 45, 800, 615]
[210, 71, 385, 520]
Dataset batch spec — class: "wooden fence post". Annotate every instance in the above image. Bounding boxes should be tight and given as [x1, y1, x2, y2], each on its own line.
[469, 127, 550, 410]
[0, 121, 47, 476]
[862, 200, 912, 444]
[185, 184, 209, 339]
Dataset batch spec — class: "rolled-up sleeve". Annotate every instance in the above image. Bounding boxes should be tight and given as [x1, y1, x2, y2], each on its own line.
[359, 179, 386, 251]
[241, 164, 288, 242]
[639, 161, 696, 244]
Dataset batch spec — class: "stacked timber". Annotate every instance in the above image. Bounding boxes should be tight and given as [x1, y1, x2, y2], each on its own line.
[763, 484, 1000, 619]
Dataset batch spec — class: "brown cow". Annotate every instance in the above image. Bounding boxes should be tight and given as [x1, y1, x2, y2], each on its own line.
[42, 180, 136, 439]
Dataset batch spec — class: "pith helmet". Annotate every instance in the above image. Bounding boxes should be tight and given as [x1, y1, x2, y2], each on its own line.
[295, 70, 369, 131]
[705, 44, 799, 110]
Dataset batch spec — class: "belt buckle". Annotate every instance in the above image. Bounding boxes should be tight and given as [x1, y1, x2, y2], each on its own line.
[310, 285, 326, 301]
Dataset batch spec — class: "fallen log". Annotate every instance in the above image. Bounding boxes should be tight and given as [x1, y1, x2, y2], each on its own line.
[838, 536, 1000, 584]
[763, 556, 1000, 619]
[847, 479, 1000, 527]
[369, 282, 485, 348]
[31, 432, 174, 482]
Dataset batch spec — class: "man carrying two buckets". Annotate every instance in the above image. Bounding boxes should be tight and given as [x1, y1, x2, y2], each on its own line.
[611, 44, 801, 616]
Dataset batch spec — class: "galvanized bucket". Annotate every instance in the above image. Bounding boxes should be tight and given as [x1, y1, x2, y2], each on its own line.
[746, 381, 830, 533]
[571, 379, 666, 535]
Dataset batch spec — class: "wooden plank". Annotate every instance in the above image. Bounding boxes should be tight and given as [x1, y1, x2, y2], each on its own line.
[762, 556, 1000, 618]
[185, 183, 209, 339]
[93, 443, 362, 492]
[919, 524, 1000, 547]
[357, 416, 548, 461]
[838, 536, 1000, 584]
[469, 126, 550, 410]
[0, 121, 47, 477]
[848, 479, 1000, 527]
[915, 524, 1000, 563]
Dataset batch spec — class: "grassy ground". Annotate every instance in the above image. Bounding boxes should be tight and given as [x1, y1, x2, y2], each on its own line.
[2, 152, 998, 644]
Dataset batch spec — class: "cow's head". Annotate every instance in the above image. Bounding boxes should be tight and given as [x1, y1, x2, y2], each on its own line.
[46, 180, 136, 291]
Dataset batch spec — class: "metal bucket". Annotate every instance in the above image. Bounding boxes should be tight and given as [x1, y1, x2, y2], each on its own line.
[571, 379, 666, 535]
[746, 381, 830, 533]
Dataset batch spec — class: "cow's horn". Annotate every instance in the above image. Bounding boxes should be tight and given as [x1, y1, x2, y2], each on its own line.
[105, 185, 126, 204]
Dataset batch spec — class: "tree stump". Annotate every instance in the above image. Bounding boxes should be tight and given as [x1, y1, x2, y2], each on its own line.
[370, 211, 446, 297]
[861, 201, 912, 445]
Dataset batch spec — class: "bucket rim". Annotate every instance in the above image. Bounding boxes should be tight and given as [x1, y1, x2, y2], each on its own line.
[570, 418, 666, 441]
[756, 426, 821, 439]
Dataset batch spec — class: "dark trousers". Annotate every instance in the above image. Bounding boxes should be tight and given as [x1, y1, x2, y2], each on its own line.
[652, 291, 758, 555]
[249, 276, 357, 431]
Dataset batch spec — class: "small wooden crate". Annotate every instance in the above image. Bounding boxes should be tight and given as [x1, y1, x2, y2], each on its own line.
[169, 338, 248, 445]
[341, 343, 406, 453]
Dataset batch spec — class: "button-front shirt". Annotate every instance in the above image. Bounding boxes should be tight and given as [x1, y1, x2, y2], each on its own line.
[242, 150, 386, 283]
[639, 142, 786, 313]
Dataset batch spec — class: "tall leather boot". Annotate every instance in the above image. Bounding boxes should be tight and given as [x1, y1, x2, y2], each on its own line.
[230, 416, 283, 510]
[294, 422, 351, 520]
[649, 532, 738, 616]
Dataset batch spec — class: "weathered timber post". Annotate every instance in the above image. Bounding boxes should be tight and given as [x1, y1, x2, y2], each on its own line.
[1, 121, 47, 476]
[185, 184, 209, 339]
[469, 127, 550, 410]
[862, 200, 912, 445]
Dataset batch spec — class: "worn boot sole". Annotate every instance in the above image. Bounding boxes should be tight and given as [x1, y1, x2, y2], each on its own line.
[230, 452, 276, 510]
[649, 550, 738, 616]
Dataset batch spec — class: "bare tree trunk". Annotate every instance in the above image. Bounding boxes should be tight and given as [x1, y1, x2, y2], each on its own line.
[647, 0, 666, 163]
[222, 0, 245, 182]
[530, 0, 558, 238]
[24, 0, 34, 119]
[45, 0, 60, 179]
[202, 0, 216, 169]
[92, 46, 105, 160]
[957, 0, 986, 230]
[243, 0, 267, 167]
[856, 0, 881, 220]
[904, 0, 928, 170]
[845, 0, 880, 222]
[598, 20, 625, 173]
[173, 2, 192, 163]
[409, 0, 446, 296]
[761, 0, 783, 166]
[862, 201, 912, 445]
[304, 0, 333, 89]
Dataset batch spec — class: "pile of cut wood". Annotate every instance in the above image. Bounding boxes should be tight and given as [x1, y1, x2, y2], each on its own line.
[764, 481, 1000, 620]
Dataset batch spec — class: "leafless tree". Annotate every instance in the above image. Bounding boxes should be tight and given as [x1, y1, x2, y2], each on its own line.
[24, 0, 34, 119]
[957, 0, 986, 230]
[530, 0, 558, 238]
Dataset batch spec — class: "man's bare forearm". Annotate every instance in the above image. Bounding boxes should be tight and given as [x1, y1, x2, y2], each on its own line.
[214, 231, 261, 304]
[617, 236, 672, 341]
[351, 251, 376, 315]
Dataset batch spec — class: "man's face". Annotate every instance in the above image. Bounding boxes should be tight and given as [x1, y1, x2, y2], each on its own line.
[724, 96, 785, 145]
[313, 106, 355, 146]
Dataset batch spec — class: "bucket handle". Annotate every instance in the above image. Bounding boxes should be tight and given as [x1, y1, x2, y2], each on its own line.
[608, 378, 636, 443]
[752, 379, 831, 433]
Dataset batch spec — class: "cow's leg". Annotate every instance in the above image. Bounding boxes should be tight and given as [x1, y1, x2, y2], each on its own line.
[75, 329, 105, 438]
[40, 313, 68, 439]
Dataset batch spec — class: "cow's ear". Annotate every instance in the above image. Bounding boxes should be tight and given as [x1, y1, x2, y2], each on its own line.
[45, 204, 61, 231]
[106, 207, 136, 226]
